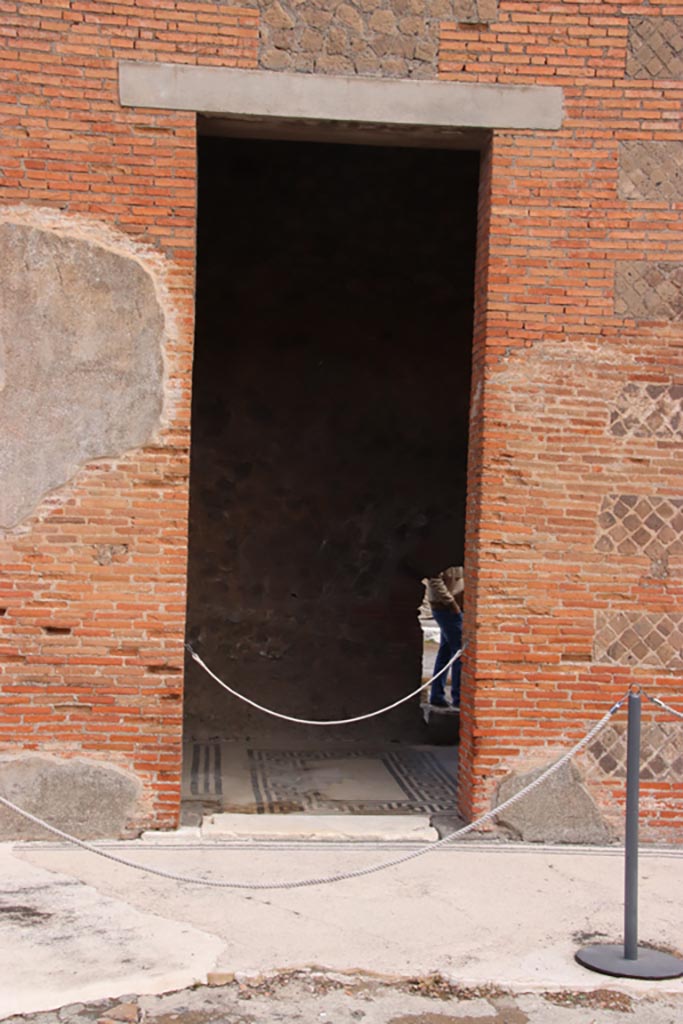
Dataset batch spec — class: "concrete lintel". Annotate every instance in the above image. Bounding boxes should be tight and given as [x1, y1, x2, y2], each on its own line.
[119, 62, 563, 132]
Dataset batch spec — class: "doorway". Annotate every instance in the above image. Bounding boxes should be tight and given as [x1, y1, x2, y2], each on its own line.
[183, 134, 478, 819]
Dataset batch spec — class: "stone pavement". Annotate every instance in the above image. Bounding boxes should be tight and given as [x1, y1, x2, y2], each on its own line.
[1, 835, 682, 1021]
[4, 969, 683, 1024]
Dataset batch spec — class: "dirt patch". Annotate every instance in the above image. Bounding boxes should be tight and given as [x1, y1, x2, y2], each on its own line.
[543, 989, 633, 1012]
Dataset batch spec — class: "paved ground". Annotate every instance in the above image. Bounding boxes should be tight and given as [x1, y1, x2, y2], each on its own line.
[1, 837, 681, 1022]
[4, 969, 683, 1024]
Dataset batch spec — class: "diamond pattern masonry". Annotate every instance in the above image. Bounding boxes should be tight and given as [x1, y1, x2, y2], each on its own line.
[609, 381, 683, 440]
[594, 611, 683, 671]
[615, 262, 683, 322]
[627, 16, 683, 79]
[595, 494, 683, 561]
[618, 142, 683, 202]
[586, 721, 683, 783]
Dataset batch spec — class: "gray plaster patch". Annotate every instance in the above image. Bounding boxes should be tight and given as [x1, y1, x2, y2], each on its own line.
[0, 756, 142, 840]
[494, 761, 611, 844]
[0, 222, 165, 528]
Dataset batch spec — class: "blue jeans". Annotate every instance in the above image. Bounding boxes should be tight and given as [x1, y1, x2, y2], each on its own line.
[430, 606, 463, 706]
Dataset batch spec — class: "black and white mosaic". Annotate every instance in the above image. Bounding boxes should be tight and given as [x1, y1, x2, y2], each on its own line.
[248, 748, 458, 814]
[185, 744, 459, 813]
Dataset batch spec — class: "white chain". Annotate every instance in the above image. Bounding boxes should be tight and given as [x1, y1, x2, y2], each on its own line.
[0, 696, 626, 891]
[186, 643, 465, 726]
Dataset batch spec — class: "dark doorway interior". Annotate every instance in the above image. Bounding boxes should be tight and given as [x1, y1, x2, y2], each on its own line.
[184, 136, 478, 768]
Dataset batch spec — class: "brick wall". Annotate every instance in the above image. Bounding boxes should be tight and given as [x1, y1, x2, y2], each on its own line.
[0, 1, 258, 832]
[444, 1, 683, 839]
[2, 0, 682, 840]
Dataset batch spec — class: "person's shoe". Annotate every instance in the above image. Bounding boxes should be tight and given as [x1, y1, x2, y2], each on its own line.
[430, 696, 449, 708]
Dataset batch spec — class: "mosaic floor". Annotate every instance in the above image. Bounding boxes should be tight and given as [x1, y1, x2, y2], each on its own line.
[183, 744, 459, 815]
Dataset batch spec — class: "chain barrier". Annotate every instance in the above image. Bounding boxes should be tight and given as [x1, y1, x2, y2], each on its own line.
[0, 693, 627, 891]
[186, 642, 466, 726]
[641, 689, 683, 722]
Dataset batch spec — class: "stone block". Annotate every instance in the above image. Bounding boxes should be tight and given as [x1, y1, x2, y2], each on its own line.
[102, 1003, 140, 1022]
[369, 9, 397, 33]
[495, 761, 611, 844]
[337, 3, 364, 32]
[261, 47, 293, 70]
[207, 971, 236, 986]
[264, 2, 296, 29]
[0, 756, 142, 840]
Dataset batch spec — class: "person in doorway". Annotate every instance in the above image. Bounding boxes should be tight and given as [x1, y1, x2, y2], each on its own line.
[425, 567, 464, 709]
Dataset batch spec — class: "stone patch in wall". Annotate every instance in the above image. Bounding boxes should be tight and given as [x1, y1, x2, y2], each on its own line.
[593, 611, 683, 671]
[494, 761, 611, 844]
[615, 261, 683, 322]
[257, 0, 498, 78]
[0, 221, 165, 529]
[452, 0, 498, 23]
[0, 756, 142, 840]
[627, 17, 683, 79]
[586, 720, 683, 784]
[618, 141, 683, 203]
[595, 495, 683, 565]
[609, 381, 683, 440]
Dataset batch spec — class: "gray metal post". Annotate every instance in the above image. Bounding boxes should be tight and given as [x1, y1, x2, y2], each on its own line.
[623, 690, 640, 960]
[576, 688, 683, 979]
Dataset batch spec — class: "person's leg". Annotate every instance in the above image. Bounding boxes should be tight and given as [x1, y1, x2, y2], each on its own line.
[431, 606, 463, 706]
[430, 606, 453, 706]
[449, 611, 463, 707]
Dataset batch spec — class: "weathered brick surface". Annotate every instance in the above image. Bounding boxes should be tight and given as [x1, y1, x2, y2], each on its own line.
[440, 2, 683, 840]
[2, 1, 683, 840]
[0, 2, 258, 833]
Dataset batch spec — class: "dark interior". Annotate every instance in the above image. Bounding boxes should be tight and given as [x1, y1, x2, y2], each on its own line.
[184, 136, 478, 746]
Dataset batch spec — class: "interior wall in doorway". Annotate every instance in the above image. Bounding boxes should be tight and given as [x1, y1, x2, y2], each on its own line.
[184, 138, 478, 742]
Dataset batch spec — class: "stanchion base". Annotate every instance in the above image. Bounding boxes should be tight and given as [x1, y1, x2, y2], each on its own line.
[576, 944, 683, 980]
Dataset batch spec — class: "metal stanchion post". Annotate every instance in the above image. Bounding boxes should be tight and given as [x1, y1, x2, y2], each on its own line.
[576, 690, 683, 979]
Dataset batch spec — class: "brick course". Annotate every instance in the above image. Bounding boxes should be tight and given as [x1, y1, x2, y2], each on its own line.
[0, 1, 258, 832]
[1, 0, 682, 840]
[441, 1, 683, 839]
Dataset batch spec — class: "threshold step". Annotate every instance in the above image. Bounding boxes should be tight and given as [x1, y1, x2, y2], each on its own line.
[199, 813, 438, 842]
